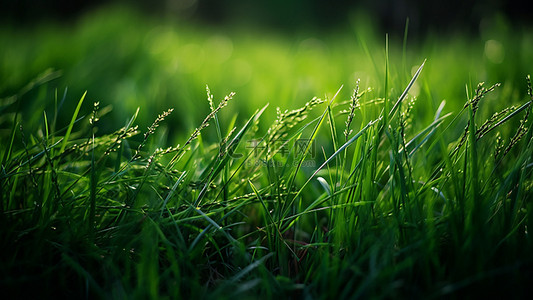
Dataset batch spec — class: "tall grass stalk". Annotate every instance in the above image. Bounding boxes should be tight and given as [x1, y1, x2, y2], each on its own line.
[1, 64, 532, 299]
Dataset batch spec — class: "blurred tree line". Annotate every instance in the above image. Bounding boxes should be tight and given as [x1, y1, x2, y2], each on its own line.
[1, 0, 530, 35]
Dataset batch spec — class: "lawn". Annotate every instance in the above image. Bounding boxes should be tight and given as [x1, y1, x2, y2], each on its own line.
[1, 5, 532, 299]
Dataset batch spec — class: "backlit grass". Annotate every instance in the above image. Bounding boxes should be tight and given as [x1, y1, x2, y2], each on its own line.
[1, 5, 533, 299]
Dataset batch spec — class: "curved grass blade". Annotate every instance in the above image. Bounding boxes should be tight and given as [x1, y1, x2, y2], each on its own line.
[389, 60, 426, 118]
[160, 171, 187, 217]
[193, 104, 268, 207]
[478, 100, 532, 140]
[60, 91, 87, 153]
[287, 118, 379, 217]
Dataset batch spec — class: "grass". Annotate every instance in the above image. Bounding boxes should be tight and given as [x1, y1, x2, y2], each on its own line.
[1, 5, 533, 299]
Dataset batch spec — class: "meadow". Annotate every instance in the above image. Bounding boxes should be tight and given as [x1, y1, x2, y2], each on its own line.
[1, 6, 533, 299]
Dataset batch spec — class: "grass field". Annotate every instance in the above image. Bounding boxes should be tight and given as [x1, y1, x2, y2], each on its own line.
[1, 6, 533, 299]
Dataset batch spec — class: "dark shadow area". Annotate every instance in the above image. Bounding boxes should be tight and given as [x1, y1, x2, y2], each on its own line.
[1, 0, 531, 36]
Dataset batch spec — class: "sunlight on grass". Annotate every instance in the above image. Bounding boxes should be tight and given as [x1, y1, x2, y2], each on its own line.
[1, 4, 532, 299]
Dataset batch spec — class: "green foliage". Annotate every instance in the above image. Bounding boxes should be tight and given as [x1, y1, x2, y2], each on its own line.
[1, 6, 533, 299]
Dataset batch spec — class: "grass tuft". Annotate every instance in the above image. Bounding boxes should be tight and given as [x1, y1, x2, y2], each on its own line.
[1, 26, 532, 298]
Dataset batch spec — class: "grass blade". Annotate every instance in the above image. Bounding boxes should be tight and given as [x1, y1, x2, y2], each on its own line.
[60, 91, 87, 153]
[389, 60, 426, 118]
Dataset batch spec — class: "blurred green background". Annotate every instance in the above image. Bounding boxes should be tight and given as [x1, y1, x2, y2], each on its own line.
[1, 0, 532, 146]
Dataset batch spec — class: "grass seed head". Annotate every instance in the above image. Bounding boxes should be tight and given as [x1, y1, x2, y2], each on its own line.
[145, 108, 174, 140]
[89, 102, 100, 125]
[344, 79, 361, 140]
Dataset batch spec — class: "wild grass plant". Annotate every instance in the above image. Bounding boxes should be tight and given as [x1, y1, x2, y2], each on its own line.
[1, 6, 533, 300]
[2, 57, 533, 298]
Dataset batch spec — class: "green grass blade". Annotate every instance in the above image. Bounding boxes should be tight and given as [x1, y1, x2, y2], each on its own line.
[281, 87, 341, 217]
[160, 171, 187, 217]
[89, 134, 97, 238]
[193, 104, 268, 207]
[60, 91, 87, 153]
[478, 100, 532, 139]
[290, 118, 379, 207]
[389, 60, 426, 118]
